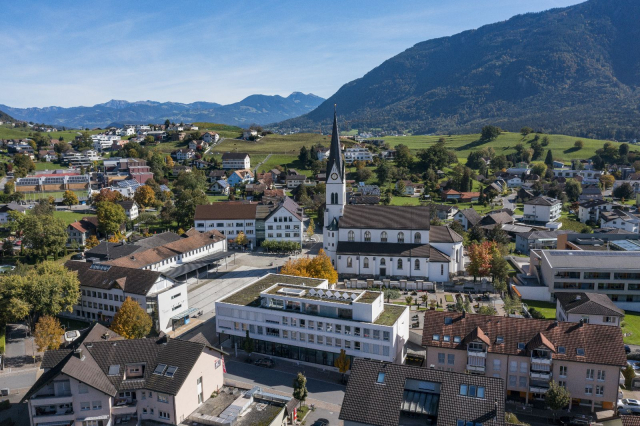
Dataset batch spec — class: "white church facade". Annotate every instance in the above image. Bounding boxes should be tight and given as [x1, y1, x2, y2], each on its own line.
[323, 110, 464, 283]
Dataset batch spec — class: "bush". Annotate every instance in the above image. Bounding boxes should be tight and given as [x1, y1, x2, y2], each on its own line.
[528, 307, 545, 319]
[261, 240, 301, 253]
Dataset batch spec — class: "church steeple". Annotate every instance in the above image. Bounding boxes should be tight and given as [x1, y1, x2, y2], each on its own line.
[326, 106, 344, 180]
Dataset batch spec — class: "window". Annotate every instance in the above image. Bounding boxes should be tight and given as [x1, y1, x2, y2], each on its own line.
[438, 353, 445, 364]
[559, 366, 567, 377]
[459, 384, 468, 395]
[597, 370, 605, 381]
[159, 411, 170, 420]
[493, 359, 501, 371]
[585, 385, 593, 395]
[558, 346, 566, 354]
[364, 231, 371, 242]
[381, 232, 387, 242]
[519, 376, 527, 388]
[432, 334, 440, 341]
[453, 336, 461, 343]
[80, 402, 90, 411]
[596, 385, 604, 397]
[78, 383, 88, 394]
[363, 257, 369, 268]
[443, 335, 450, 342]
[559, 381, 566, 388]
[158, 394, 169, 403]
[510, 361, 517, 373]
[348, 231, 355, 242]
[414, 232, 421, 244]
[577, 348, 585, 356]
[517, 342, 525, 350]
[165, 366, 178, 377]
[441, 264, 444, 275]
[397, 232, 404, 243]
[108, 365, 120, 376]
[383, 331, 390, 341]
[520, 362, 527, 374]
[92, 401, 102, 410]
[347, 257, 353, 268]
[448, 354, 455, 365]
[397, 258, 403, 269]
[377, 373, 385, 384]
[414, 259, 420, 270]
[586, 369, 594, 380]
[509, 375, 517, 387]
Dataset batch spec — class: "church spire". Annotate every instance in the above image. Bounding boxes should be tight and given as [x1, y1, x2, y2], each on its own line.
[326, 105, 344, 179]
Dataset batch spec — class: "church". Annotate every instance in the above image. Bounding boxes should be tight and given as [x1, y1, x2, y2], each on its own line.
[323, 110, 465, 282]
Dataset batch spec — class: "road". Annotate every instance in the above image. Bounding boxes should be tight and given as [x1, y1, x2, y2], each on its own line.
[253, 153, 272, 175]
[224, 360, 346, 408]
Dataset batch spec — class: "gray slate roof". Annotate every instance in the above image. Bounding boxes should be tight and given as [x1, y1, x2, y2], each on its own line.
[430, 225, 464, 243]
[525, 196, 561, 206]
[459, 208, 482, 226]
[339, 359, 505, 426]
[556, 292, 624, 317]
[65, 260, 166, 295]
[336, 242, 451, 262]
[340, 205, 431, 230]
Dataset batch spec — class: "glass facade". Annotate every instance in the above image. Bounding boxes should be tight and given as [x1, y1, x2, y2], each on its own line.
[232, 335, 354, 367]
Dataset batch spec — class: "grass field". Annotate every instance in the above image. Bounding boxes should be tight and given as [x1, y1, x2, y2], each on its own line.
[207, 195, 229, 203]
[522, 300, 556, 319]
[623, 312, 640, 345]
[381, 131, 617, 163]
[192, 122, 243, 139]
[19, 190, 88, 202]
[0, 125, 100, 142]
[53, 210, 93, 225]
[35, 161, 67, 171]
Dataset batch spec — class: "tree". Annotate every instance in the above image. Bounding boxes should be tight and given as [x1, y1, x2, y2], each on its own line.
[480, 125, 501, 141]
[32, 199, 55, 216]
[173, 189, 208, 229]
[298, 146, 310, 167]
[62, 190, 79, 207]
[544, 149, 554, 168]
[490, 252, 510, 283]
[394, 144, 413, 168]
[486, 225, 509, 247]
[449, 220, 465, 236]
[467, 241, 497, 281]
[280, 249, 338, 284]
[160, 201, 176, 226]
[564, 179, 582, 202]
[292, 373, 308, 407]
[306, 218, 315, 239]
[242, 330, 254, 356]
[85, 235, 100, 249]
[17, 214, 67, 260]
[405, 296, 413, 309]
[478, 306, 497, 315]
[520, 127, 533, 137]
[421, 294, 429, 308]
[620, 143, 630, 157]
[614, 182, 635, 200]
[334, 349, 351, 383]
[503, 294, 522, 315]
[92, 188, 123, 204]
[574, 140, 584, 149]
[0, 261, 80, 330]
[467, 224, 485, 244]
[545, 381, 570, 416]
[623, 364, 635, 389]
[34, 315, 65, 351]
[396, 180, 407, 196]
[110, 297, 153, 339]
[96, 202, 127, 235]
[134, 185, 156, 209]
[493, 279, 508, 296]
[599, 174, 615, 190]
[375, 162, 391, 184]
[530, 162, 547, 178]
[235, 232, 249, 246]
[13, 153, 36, 176]
[356, 167, 372, 182]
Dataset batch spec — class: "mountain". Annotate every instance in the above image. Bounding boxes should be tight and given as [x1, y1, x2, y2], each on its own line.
[0, 109, 14, 123]
[0, 92, 323, 129]
[277, 0, 640, 140]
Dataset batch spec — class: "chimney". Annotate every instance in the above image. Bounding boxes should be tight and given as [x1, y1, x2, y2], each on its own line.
[579, 318, 584, 327]
[102, 332, 110, 340]
[462, 311, 466, 319]
[74, 348, 84, 360]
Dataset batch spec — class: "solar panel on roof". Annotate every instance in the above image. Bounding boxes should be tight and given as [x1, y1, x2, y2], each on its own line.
[610, 240, 640, 252]
[89, 264, 111, 272]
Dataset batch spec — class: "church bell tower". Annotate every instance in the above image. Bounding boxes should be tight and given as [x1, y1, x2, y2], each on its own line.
[323, 107, 345, 263]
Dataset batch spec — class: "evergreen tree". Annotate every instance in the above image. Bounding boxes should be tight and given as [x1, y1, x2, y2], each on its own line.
[544, 149, 554, 168]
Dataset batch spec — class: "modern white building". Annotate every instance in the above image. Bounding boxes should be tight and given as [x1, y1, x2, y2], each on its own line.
[221, 152, 250, 170]
[22, 323, 226, 426]
[523, 196, 562, 224]
[578, 199, 616, 224]
[323, 111, 464, 281]
[553, 168, 604, 185]
[201, 132, 220, 144]
[600, 209, 640, 233]
[194, 203, 258, 246]
[64, 261, 191, 333]
[216, 274, 410, 367]
[555, 292, 624, 327]
[343, 147, 373, 164]
[92, 134, 122, 152]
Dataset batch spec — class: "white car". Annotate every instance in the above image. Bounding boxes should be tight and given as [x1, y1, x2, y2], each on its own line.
[618, 398, 640, 410]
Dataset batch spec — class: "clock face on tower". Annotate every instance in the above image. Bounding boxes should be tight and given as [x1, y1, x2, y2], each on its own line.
[331, 172, 338, 180]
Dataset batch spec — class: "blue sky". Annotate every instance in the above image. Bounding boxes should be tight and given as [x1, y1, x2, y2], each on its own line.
[0, 0, 585, 108]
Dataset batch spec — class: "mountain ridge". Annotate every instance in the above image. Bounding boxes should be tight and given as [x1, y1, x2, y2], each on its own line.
[275, 0, 640, 140]
[1, 92, 323, 128]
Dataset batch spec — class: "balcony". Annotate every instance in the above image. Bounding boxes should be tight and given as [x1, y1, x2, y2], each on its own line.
[529, 385, 550, 394]
[530, 371, 553, 380]
[31, 394, 74, 405]
[467, 350, 486, 358]
[112, 399, 137, 415]
[530, 357, 552, 365]
[34, 407, 74, 418]
[466, 364, 486, 373]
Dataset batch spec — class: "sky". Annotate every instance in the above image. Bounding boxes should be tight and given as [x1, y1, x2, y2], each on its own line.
[0, 0, 586, 108]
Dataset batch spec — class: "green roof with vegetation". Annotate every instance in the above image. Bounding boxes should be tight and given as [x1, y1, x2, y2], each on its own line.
[357, 291, 381, 304]
[219, 274, 326, 307]
[375, 304, 408, 326]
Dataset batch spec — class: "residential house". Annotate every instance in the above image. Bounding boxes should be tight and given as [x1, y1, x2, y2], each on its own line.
[506, 175, 523, 188]
[396, 180, 424, 196]
[577, 199, 616, 224]
[64, 261, 190, 332]
[191, 159, 210, 170]
[209, 180, 230, 195]
[578, 186, 603, 202]
[522, 196, 562, 224]
[175, 149, 195, 161]
[432, 204, 458, 221]
[478, 211, 515, 228]
[344, 146, 373, 164]
[515, 230, 572, 255]
[441, 189, 480, 202]
[553, 168, 604, 185]
[0, 202, 28, 225]
[600, 209, 640, 233]
[201, 131, 219, 144]
[517, 187, 535, 202]
[215, 274, 410, 367]
[454, 208, 482, 231]
[340, 359, 505, 426]
[117, 200, 139, 221]
[39, 150, 57, 162]
[227, 169, 254, 187]
[422, 310, 626, 411]
[67, 217, 99, 247]
[208, 170, 226, 182]
[188, 140, 209, 151]
[194, 203, 259, 246]
[555, 293, 624, 327]
[506, 163, 531, 176]
[23, 324, 226, 426]
[264, 198, 304, 245]
[242, 129, 257, 140]
[285, 174, 308, 189]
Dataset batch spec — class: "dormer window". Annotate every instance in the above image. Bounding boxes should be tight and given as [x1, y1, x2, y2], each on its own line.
[558, 346, 566, 354]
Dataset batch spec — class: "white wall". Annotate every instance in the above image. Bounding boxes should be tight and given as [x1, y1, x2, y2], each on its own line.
[265, 207, 303, 245]
[156, 284, 189, 333]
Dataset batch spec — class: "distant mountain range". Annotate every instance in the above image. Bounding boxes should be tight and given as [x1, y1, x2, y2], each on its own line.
[0, 92, 324, 129]
[276, 0, 640, 140]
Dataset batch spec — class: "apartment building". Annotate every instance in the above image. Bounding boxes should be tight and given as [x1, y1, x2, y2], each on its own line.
[553, 168, 604, 185]
[528, 250, 640, 309]
[340, 359, 505, 426]
[63, 261, 190, 333]
[221, 152, 250, 170]
[215, 274, 410, 368]
[343, 147, 373, 164]
[422, 311, 626, 411]
[578, 199, 616, 223]
[555, 293, 624, 327]
[523, 196, 562, 224]
[23, 324, 226, 426]
[600, 209, 640, 233]
[264, 198, 304, 245]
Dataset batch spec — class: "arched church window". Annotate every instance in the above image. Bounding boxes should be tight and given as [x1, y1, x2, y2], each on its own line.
[348, 231, 355, 242]
[381, 232, 387, 243]
[380, 258, 386, 266]
[347, 257, 353, 268]
[397, 232, 405, 243]
[363, 257, 369, 268]
[397, 258, 403, 269]
[414, 259, 420, 270]
[414, 232, 421, 244]
[364, 231, 371, 242]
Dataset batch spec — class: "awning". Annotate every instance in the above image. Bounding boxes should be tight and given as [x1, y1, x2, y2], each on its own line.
[170, 307, 199, 321]
[163, 252, 230, 279]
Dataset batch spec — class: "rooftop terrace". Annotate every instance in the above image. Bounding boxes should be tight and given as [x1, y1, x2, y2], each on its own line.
[220, 274, 327, 307]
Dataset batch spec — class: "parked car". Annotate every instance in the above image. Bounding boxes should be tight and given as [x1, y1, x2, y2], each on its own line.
[312, 419, 330, 426]
[557, 415, 594, 425]
[626, 345, 632, 354]
[618, 398, 640, 411]
[254, 358, 275, 368]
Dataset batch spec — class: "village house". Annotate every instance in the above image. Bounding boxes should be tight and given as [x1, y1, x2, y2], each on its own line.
[227, 169, 254, 187]
[555, 292, 625, 327]
[117, 200, 140, 221]
[201, 131, 219, 144]
[175, 148, 196, 161]
[522, 196, 562, 224]
[221, 152, 251, 170]
[209, 179, 230, 195]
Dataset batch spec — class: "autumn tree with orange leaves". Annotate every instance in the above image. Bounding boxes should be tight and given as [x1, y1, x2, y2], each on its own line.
[467, 241, 498, 281]
[280, 249, 338, 284]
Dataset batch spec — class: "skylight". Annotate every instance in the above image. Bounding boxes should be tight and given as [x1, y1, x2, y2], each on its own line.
[517, 342, 525, 350]
[164, 366, 178, 377]
[558, 346, 566, 354]
[496, 336, 504, 344]
[443, 335, 450, 342]
[432, 334, 440, 341]
[153, 364, 167, 375]
[453, 336, 461, 343]
[376, 372, 385, 384]
[108, 365, 120, 376]
[576, 348, 585, 356]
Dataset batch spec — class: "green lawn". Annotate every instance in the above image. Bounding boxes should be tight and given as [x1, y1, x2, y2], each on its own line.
[445, 294, 454, 303]
[53, 210, 93, 226]
[559, 212, 590, 233]
[0, 125, 100, 142]
[35, 162, 67, 171]
[381, 131, 618, 163]
[622, 312, 640, 345]
[522, 300, 556, 319]
[19, 190, 88, 202]
[0, 326, 5, 354]
[207, 195, 229, 203]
